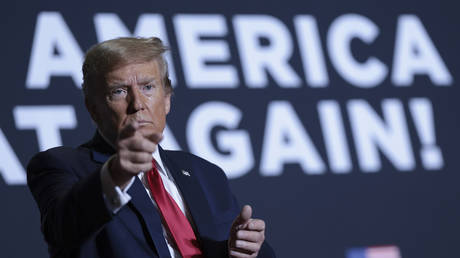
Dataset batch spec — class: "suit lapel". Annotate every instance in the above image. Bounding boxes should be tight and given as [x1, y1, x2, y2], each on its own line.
[122, 177, 171, 258]
[159, 147, 217, 239]
[87, 132, 171, 258]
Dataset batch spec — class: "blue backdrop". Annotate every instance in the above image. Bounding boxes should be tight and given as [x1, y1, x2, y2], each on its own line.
[1, 0, 460, 257]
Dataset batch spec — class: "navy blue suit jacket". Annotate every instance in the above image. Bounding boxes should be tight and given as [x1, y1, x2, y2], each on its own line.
[27, 132, 275, 258]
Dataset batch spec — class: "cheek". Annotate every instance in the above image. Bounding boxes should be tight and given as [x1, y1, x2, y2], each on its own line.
[150, 100, 167, 122]
[153, 106, 165, 120]
[103, 104, 126, 127]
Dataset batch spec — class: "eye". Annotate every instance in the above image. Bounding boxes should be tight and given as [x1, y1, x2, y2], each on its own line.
[109, 87, 127, 100]
[143, 84, 154, 91]
[113, 89, 125, 95]
[141, 84, 156, 95]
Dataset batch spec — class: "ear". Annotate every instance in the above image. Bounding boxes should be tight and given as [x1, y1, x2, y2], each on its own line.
[164, 92, 171, 115]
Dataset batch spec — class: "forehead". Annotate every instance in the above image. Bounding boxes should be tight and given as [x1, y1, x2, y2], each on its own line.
[105, 60, 162, 85]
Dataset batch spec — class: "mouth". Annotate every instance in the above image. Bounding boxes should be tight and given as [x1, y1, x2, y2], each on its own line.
[137, 120, 153, 126]
[123, 117, 154, 128]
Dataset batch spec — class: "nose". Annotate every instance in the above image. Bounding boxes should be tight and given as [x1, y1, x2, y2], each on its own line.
[128, 87, 145, 113]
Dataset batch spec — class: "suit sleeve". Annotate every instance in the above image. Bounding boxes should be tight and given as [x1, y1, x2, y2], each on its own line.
[258, 241, 277, 258]
[27, 149, 113, 248]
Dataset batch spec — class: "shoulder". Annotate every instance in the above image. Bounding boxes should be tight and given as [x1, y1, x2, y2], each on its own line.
[29, 146, 77, 167]
[162, 149, 229, 180]
[164, 150, 223, 173]
[27, 145, 94, 178]
[163, 149, 239, 216]
[29, 146, 90, 166]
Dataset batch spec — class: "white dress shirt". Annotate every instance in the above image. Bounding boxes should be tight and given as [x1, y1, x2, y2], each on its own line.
[100, 149, 190, 258]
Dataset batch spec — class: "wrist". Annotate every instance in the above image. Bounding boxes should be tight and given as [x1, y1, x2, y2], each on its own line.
[108, 155, 134, 190]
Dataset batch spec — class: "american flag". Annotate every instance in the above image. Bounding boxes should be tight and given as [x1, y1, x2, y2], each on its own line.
[346, 245, 401, 258]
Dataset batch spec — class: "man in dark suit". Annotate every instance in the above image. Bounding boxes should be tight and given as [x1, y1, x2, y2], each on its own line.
[27, 37, 275, 258]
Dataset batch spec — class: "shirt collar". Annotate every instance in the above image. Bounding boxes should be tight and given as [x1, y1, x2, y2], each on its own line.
[152, 147, 166, 176]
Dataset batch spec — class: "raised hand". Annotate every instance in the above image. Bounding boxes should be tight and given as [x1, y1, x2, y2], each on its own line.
[109, 120, 163, 189]
[229, 205, 266, 258]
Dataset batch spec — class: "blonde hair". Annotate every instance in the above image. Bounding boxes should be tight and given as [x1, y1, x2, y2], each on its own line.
[82, 37, 172, 100]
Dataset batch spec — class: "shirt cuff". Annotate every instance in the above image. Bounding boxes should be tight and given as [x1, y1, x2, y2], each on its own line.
[100, 155, 135, 214]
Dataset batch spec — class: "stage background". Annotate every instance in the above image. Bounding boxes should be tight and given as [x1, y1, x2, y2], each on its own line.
[1, 0, 460, 257]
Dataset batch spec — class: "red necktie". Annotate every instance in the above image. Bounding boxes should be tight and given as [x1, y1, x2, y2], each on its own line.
[146, 160, 203, 258]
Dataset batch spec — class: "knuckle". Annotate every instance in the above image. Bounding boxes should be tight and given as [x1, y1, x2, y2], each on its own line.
[141, 141, 152, 151]
[141, 163, 152, 172]
[132, 153, 142, 163]
[117, 139, 127, 149]
[132, 137, 143, 148]
[259, 233, 265, 242]
[137, 139, 154, 152]
[133, 164, 145, 172]
[118, 149, 129, 158]
[140, 152, 151, 162]
[146, 141, 157, 152]
[260, 220, 266, 228]
[119, 159, 132, 171]
[235, 240, 246, 249]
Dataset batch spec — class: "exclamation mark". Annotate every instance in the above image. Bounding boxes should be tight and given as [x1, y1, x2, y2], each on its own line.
[409, 98, 444, 170]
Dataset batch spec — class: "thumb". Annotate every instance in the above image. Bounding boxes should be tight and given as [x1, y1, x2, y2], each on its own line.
[233, 205, 252, 228]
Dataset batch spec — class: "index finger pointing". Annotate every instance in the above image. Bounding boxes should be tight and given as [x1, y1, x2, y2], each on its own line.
[119, 121, 139, 139]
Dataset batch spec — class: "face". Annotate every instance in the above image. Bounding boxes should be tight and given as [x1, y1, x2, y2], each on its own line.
[86, 60, 171, 145]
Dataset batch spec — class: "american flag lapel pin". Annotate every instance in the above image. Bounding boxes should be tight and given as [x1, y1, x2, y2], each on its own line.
[182, 170, 191, 176]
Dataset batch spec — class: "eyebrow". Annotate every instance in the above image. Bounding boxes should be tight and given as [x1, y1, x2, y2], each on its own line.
[107, 77, 158, 88]
[137, 77, 158, 85]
